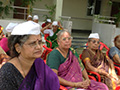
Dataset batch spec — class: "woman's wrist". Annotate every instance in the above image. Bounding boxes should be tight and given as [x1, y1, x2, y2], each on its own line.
[73, 82, 77, 88]
[98, 69, 101, 74]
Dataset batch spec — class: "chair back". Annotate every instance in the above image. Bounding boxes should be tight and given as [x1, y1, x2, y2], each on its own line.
[44, 34, 52, 48]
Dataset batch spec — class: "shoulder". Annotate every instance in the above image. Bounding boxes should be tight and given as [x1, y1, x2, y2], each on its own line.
[110, 47, 119, 51]
[0, 63, 17, 77]
[42, 23, 46, 28]
[0, 63, 23, 90]
[109, 47, 119, 54]
[49, 49, 60, 56]
[47, 49, 61, 61]
[109, 47, 120, 57]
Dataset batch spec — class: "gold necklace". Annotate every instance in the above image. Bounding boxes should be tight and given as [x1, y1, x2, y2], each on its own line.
[18, 57, 26, 78]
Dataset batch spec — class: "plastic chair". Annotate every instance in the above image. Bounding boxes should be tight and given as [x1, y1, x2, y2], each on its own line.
[80, 42, 120, 82]
[44, 34, 52, 48]
[42, 45, 97, 89]
[100, 42, 120, 71]
[115, 86, 120, 90]
[41, 45, 52, 60]
[42, 45, 68, 90]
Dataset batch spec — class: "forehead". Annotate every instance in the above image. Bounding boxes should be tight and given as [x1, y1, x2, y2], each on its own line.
[27, 34, 41, 42]
[61, 32, 70, 37]
[90, 38, 100, 41]
[52, 25, 57, 27]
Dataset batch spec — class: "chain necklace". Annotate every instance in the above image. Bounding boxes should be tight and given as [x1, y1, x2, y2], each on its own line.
[17, 57, 26, 78]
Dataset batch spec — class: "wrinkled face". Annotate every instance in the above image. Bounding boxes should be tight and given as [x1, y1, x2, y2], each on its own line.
[19, 34, 43, 59]
[115, 36, 120, 49]
[88, 38, 100, 50]
[57, 32, 72, 49]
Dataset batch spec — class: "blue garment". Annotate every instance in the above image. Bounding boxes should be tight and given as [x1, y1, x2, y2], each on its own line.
[109, 47, 120, 67]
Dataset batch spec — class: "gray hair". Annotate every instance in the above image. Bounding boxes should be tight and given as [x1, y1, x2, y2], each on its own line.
[57, 29, 71, 41]
[8, 35, 30, 58]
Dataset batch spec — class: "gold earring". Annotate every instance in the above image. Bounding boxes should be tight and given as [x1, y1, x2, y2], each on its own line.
[17, 50, 20, 53]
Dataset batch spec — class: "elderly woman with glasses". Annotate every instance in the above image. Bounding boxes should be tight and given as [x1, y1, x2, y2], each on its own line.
[47, 30, 108, 90]
[0, 21, 60, 90]
[81, 33, 120, 90]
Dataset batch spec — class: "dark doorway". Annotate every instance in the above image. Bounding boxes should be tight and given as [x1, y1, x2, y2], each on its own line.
[13, 0, 27, 19]
[111, 2, 120, 17]
[87, 0, 102, 16]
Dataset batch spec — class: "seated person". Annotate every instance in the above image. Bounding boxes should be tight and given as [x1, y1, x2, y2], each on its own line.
[33, 15, 39, 23]
[46, 21, 63, 49]
[41, 19, 52, 34]
[0, 26, 9, 54]
[47, 30, 109, 90]
[81, 33, 120, 90]
[0, 46, 10, 68]
[41, 19, 53, 48]
[5, 22, 18, 37]
[27, 15, 32, 21]
[109, 35, 120, 67]
[41, 19, 52, 28]
[0, 21, 60, 90]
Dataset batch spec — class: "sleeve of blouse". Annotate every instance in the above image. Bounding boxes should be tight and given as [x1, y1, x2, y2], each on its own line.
[81, 49, 91, 63]
[47, 50, 61, 70]
[109, 47, 119, 57]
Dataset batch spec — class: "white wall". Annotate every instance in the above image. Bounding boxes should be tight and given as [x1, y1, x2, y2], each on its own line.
[61, 0, 115, 30]
[92, 22, 120, 47]
[62, 0, 92, 30]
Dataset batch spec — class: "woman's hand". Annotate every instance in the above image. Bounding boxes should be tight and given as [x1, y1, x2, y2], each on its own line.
[98, 69, 110, 78]
[74, 80, 90, 89]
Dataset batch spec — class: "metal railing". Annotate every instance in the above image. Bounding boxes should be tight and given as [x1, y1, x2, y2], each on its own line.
[93, 15, 117, 24]
[59, 16, 93, 21]
[3, 6, 50, 20]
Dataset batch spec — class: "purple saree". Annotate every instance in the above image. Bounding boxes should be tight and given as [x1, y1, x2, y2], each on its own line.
[58, 48, 108, 90]
[18, 58, 60, 90]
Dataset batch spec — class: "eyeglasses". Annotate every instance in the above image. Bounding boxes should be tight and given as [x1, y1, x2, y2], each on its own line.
[61, 37, 73, 41]
[90, 40, 100, 44]
[24, 40, 43, 48]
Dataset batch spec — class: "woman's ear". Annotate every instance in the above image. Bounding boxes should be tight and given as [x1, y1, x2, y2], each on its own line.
[15, 43, 21, 54]
[57, 39, 60, 46]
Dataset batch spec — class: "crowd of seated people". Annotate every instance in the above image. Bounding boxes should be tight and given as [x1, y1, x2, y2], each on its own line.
[0, 21, 60, 90]
[47, 30, 109, 90]
[1, 14, 120, 90]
